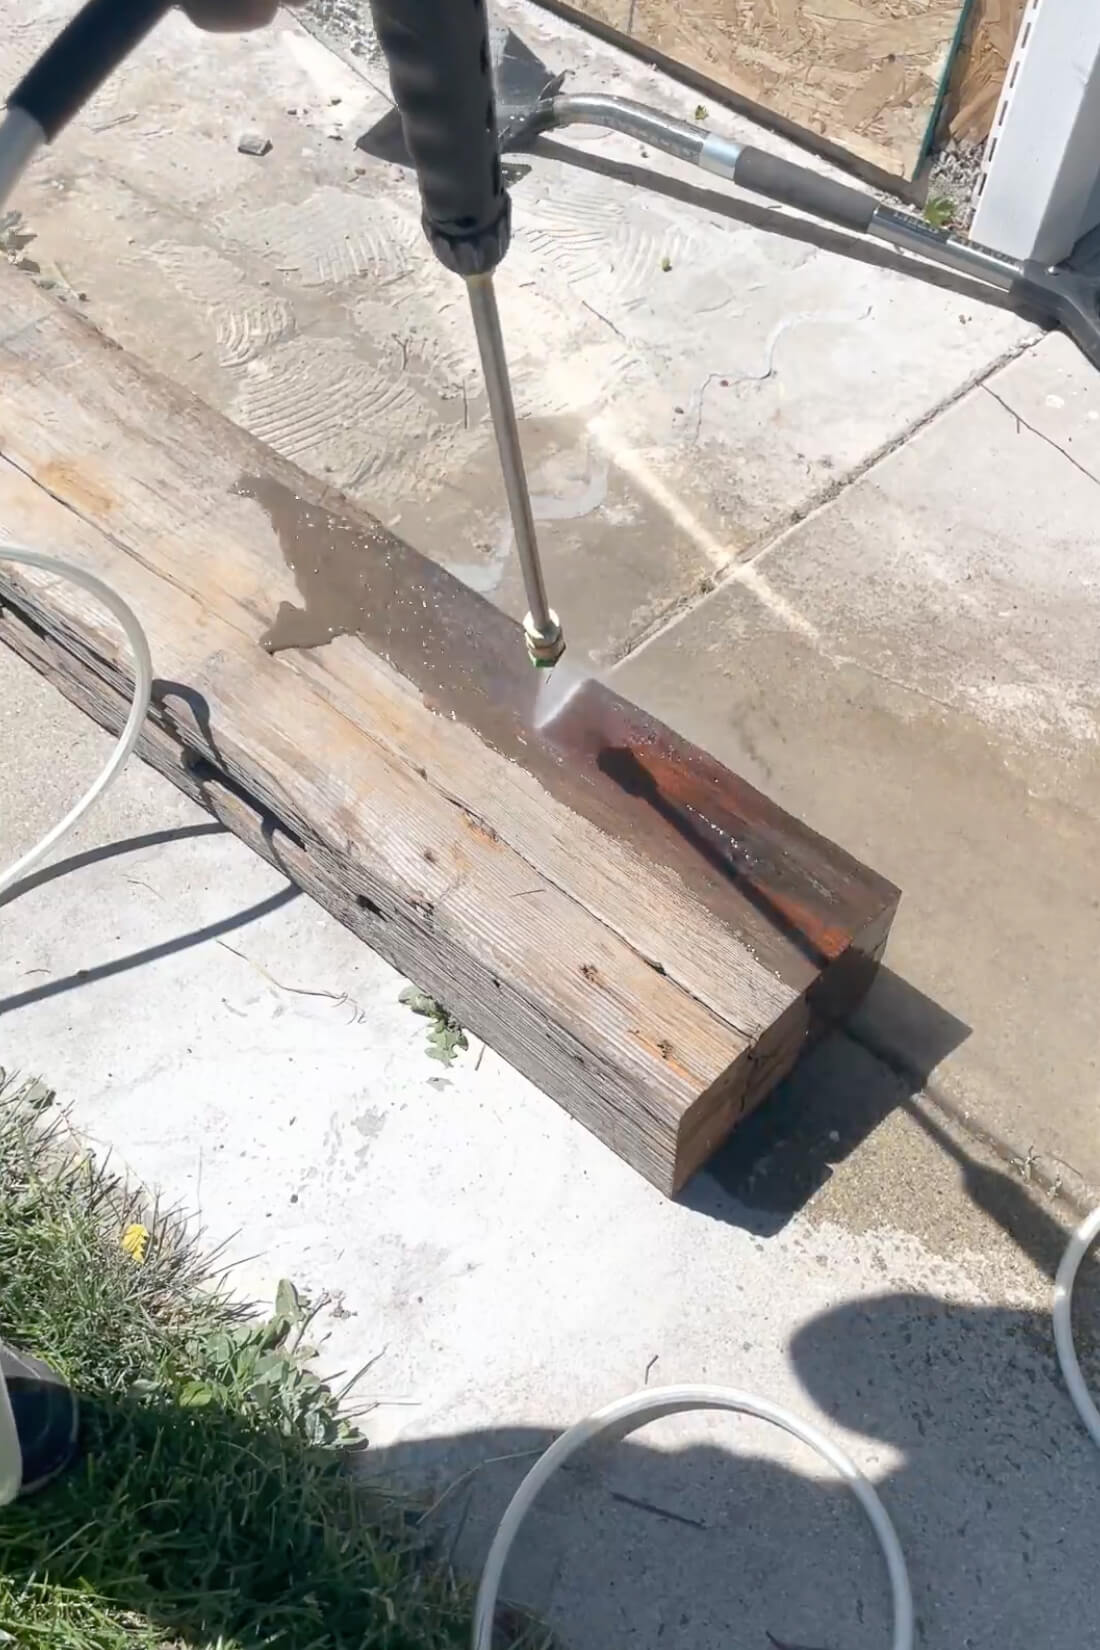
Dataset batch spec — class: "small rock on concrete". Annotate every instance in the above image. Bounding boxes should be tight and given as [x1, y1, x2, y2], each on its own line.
[237, 130, 271, 157]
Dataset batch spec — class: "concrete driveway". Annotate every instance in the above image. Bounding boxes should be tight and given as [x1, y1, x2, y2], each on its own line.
[1, 1, 1098, 1645]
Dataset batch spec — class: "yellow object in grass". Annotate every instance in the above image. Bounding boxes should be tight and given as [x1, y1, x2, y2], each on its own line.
[121, 1221, 149, 1263]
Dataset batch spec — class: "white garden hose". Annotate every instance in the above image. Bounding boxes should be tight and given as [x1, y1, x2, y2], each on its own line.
[1054, 1204, 1100, 1451]
[0, 546, 152, 899]
[473, 1385, 915, 1650]
[0, 118, 153, 895]
[474, 1208, 1100, 1650]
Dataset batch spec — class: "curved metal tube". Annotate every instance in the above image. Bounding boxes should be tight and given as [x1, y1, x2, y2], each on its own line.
[498, 86, 1100, 381]
[503, 92, 710, 168]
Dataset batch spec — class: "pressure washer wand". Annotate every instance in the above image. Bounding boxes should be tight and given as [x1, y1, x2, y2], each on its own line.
[366, 0, 565, 668]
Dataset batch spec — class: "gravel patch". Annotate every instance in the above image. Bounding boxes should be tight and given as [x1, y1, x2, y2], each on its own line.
[304, 0, 382, 65]
[926, 136, 985, 231]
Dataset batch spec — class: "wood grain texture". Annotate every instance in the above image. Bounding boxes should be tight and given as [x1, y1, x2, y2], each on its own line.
[536, 0, 967, 179]
[942, 0, 1026, 143]
[0, 268, 898, 1192]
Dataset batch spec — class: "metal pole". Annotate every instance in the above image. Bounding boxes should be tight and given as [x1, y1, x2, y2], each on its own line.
[465, 273, 563, 664]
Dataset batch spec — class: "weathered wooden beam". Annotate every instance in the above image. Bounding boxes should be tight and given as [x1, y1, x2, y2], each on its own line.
[0, 267, 898, 1192]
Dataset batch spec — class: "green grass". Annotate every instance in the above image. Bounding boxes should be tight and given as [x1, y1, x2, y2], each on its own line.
[0, 1076, 534, 1650]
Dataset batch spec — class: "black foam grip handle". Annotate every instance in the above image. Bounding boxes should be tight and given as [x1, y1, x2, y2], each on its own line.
[367, 0, 509, 275]
[734, 147, 876, 234]
[9, 0, 170, 142]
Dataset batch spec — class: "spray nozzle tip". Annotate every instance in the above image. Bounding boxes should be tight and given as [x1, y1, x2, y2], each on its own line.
[523, 609, 565, 668]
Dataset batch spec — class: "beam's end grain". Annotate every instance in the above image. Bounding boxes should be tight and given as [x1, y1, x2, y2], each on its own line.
[669, 894, 898, 1194]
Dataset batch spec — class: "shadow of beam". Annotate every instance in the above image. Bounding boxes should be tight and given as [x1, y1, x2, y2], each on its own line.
[682, 967, 971, 1235]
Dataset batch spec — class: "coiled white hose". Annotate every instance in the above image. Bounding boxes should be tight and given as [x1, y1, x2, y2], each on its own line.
[474, 1207, 1100, 1650]
[473, 1385, 915, 1650]
[0, 545, 152, 899]
[1054, 1204, 1100, 1451]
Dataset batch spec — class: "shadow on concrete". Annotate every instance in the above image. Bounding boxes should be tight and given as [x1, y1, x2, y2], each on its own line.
[0, 821, 226, 913]
[899, 1100, 1074, 1284]
[683, 967, 970, 1236]
[367, 1260, 1099, 1650]
[8, 1262, 1096, 1650]
[355, 21, 1006, 315]
[529, 139, 1020, 318]
[0, 820, 299, 1019]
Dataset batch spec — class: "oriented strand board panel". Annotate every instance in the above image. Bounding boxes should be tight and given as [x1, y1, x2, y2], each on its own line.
[540, 0, 968, 178]
[943, 0, 1027, 143]
[0, 267, 897, 1193]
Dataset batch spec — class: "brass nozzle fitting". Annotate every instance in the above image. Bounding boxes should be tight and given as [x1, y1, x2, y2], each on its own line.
[524, 609, 565, 668]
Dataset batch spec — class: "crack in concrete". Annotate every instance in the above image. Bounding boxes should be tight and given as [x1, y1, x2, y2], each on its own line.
[847, 660, 958, 717]
[689, 304, 874, 446]
[982, 383, 1100, 492]
[615, 330, 1042, 668]
[580, 297, 626, 341]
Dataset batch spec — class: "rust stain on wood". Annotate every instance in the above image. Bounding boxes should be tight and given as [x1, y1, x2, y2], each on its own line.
[240, 469, 885, 994]
[0, 266, 901, 1196]
[37, 457, 114, 520]
[463, 814, 501, 848]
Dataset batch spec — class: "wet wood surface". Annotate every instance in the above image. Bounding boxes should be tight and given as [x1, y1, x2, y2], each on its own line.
[0, 268, 898, 1192]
